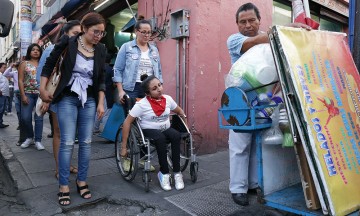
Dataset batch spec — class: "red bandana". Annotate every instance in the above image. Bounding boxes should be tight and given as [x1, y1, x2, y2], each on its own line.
[147, 96, 166, 116]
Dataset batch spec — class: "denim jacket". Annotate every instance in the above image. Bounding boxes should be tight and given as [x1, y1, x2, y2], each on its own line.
[36, 44, 54, 86]
[113, 40, 163, 91]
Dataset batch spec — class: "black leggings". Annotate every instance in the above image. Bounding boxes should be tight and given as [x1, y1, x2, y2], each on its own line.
[142, 127, 181, 174]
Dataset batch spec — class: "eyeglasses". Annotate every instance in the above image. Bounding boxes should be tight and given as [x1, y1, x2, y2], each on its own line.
[92, 29, 107, 37]
[138, 30, 152, 36]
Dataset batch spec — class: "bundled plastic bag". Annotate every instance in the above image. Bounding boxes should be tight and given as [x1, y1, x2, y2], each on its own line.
[225, 44, 278, 92]
[225, 44, 283, 117]
[262, 106, 284, 145]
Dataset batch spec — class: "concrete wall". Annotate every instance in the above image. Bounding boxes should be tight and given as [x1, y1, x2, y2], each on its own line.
[138, 0, 273, 153]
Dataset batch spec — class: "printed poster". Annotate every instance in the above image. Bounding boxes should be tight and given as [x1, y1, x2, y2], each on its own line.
[275, 26, 360, 216]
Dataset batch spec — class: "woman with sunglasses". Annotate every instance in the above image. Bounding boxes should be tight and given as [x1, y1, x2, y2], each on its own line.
[40, 12, 107, 206]
[113, 15, 163, 102]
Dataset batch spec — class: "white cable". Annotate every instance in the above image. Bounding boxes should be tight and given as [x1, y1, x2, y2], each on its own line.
[125, 0, 137, 21]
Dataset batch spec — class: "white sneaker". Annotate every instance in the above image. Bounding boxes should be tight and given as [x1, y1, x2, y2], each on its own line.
[20, 138, 33, 148]
[158, 171, 171, 191]
[174, 173, 185, 190]
[35, 142, 45, 150]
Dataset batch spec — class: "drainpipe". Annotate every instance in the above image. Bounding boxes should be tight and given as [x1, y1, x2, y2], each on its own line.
[176, 40, 180, 104]
[182, 38, 186, 110]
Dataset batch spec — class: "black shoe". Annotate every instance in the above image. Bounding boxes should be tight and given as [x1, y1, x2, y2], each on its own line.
[47, 133, 53, 138]
[232, 193, 249, 206]
[0, 124, 9, 128]
[247, 186, 261, 194]
[248, 187, 265, 204]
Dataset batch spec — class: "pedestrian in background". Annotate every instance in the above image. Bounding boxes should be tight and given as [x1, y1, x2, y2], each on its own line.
[40, 12, 107, 206]
[18, 44, 44, 150]
[0, 62, 9, 128]
[93, 53, 114, 134]
[38, 20, 81, 180]
[113, 16, 162, 171]
[3, 62, 20, 129]
[4, 71, 13, 115]
[113, 15, 163, 102]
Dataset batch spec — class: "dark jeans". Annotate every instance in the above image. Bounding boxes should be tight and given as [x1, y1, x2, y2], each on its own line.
[142, 128, 181, 174]
[6, 87, 14, 112]
[0, 96, 5, 125]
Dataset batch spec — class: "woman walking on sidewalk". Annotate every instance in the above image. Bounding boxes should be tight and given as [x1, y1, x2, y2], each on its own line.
[38, 20, 81, 180]
[40, 12, 106, 206]
[18, 44, 44, 150]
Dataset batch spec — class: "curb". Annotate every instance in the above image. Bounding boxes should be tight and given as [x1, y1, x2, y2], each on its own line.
[0, 138, 34, 192]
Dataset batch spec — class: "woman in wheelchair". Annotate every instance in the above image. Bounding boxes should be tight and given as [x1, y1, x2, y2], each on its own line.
[121, 74, 187, 191]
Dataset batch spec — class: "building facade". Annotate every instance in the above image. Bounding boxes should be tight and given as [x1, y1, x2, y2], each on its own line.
[0, 0, 350, 154]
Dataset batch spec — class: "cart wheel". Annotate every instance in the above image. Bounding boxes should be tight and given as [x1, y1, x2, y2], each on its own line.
[143, 171, 150, 192]
[190, 162, 198, 183]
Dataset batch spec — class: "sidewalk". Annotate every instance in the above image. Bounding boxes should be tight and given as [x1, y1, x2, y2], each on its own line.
[0, 112, 267, 216]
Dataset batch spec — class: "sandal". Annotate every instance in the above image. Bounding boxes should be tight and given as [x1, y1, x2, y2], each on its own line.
[70, 166, 78, 174]
[76, 181, 91, 199]
[57, 191, 71, 206]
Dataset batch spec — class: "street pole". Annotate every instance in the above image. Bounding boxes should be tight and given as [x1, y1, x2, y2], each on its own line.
[19, 0, 32, 143]
[352, 0, 360, 72]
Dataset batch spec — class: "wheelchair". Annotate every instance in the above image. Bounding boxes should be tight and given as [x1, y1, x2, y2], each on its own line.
[114, 96, 199, 192]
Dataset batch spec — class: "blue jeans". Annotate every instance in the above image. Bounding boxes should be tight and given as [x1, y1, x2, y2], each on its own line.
[14, 92, 21, 125]
[20, 93, 43, 141]
[0, 96, 5, 125]
[57, 96, 96, 186]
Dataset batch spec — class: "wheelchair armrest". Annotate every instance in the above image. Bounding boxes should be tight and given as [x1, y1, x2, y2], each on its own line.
[123, 95, 138, 115]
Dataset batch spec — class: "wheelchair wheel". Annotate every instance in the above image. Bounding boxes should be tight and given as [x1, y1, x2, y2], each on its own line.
[115, 124, 140, 181]
[167, 135, 190, 172]
[190, 162, 198, 183]
[143, 171, 150, 192]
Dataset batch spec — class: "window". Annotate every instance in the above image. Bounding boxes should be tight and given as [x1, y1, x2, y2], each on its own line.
[273, 1, 292, 26]
[272, 0, 347, 33]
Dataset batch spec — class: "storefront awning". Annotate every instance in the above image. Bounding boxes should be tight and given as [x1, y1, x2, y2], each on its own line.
[121, 17, 136, 32]
[32, 0, 70, 31]
[33, 0, 88, 31]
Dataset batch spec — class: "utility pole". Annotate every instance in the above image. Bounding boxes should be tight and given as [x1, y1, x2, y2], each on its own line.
[350, 0, 360, 72]
[19, 0, 32, 143]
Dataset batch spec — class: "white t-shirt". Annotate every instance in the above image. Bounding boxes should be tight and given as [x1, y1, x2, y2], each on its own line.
[129, 94, 178, 131]
[136, 50, 154, 82]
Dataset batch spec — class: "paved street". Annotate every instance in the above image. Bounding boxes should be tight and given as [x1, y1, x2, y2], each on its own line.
[0, 110, 270, 216]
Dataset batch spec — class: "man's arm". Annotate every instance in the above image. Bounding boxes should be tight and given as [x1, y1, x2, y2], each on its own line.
[241, 32, 269, 53]
[3, 66, 12, 77]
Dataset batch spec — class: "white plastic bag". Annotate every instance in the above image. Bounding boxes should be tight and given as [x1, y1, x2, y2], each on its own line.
[35, 97, 45, 117]
[262, 106, 284, 145]
[225, 44, 278, 90]
[225, 44, 283, 118]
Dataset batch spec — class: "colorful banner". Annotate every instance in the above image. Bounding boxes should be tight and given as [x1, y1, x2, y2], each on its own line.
[276, 26, 360, 216]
